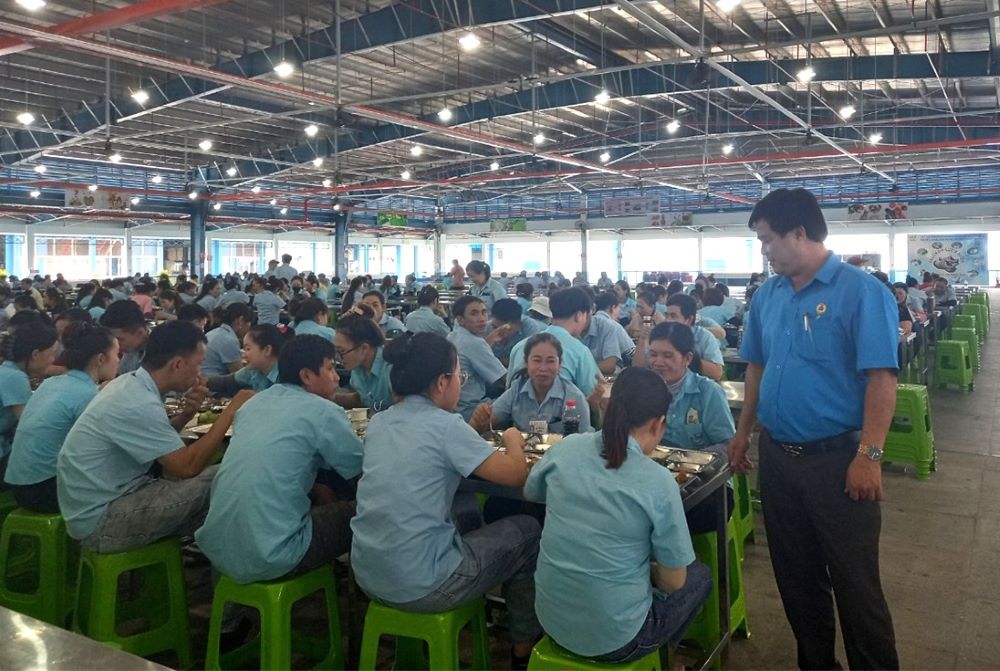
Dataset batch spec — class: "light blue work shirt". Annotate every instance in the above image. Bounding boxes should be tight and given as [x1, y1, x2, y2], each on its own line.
[492, 374, 590, 434]
[117, 348, 144, 376]
[202, 323, 242, 376]
[406, 305, 451, 338]
[217, 289, 250, 308]
[491, 317, 543, 365]
[78, 294, 93, 309]
[692, 325, 724, 367]
[6, 370, 97, 485]
[0, 361, 32, 459]
[404, 306, 451, 338]
[196, 294, 219, 311]
[253, 291, 285, 325]
[468, 278, 507, 313]
[508, 324, 600, 396]
[350, 394, 496, 603]
[57, 367, 185, 539]
[275, 264, 298, 282]
[595, 311, 635, 362]
[662, 371, 735, 456]
[524, 432, 694, 657]
[740, 253, 899, 443]
[517, 296, 532, 316]
[88, 306, 106, 321]
[233, 363, 279, 392]
[378, 313, 405, 334]
[195, 384, 363, 583]
[447, 326, 507, 419]
[348, 347, 394, 411]
[293, 318, 335, 342]
[699, 305, 734, 325]
[581, 312, 631, 371]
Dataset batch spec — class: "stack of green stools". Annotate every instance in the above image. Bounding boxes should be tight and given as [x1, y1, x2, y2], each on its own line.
[73, 536, 192, 669]
[935, 340, 974, 391]
[528, 635, 662, 670]
[359, 597, 490, 670]
[962, 302, 990, 335]
[968, 291, 990, 322]
[205, 563, 344, 670]
[0, 509, 77, 626]
[951, 313, 980, 346]
[683, 516, 749, 662]
[884, 384, 936, 479]
[949, 327, 980, 373]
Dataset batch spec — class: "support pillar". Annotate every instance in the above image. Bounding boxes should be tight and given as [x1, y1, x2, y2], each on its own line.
[25, 229, 35, 274]
[579, 227, 589, 279]
[190, 200, 208, 278]
[697, 230, 704, 274]
[124, 227, 133, 276]
[887, 231, 896, 280]
[334, 212, 349, 280]
[434, 229, 445, 277]
[616, 233, 623, 281]
[545, 236, 552, 274]
[376, 237, 384, 276]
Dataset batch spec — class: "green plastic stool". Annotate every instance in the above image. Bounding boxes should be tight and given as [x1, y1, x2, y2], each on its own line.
[954, 310, 984, 344]
[205, 563, 344, 671]
[733, 474, 754, 558]
[949, 327, 979, 373]
[934, 339, 973, 391]
[884, 384, 935, 479]
[73, 537, 192, 669]
[358, 598, 490, 671]
[0, 490, 17, 524]
[527, 635, 661, 670]
[969, 291, 990, 319]
[0, 508, 76, 626]
[960, 302, 989, 336]
[683, 516, 749, 659]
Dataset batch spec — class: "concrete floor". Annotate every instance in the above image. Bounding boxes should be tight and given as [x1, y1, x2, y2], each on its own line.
[727, 290, 1000, 670]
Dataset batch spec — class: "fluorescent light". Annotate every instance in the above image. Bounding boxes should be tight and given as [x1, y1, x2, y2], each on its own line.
[796, 66, 816, 83]
[198, 139, 213, 151]
[29, 190, 40, 198]
[722, 143, 734, 156]
[130, 196, 141, 205]
[716, 0, 741, 11]
[666, 119, 681, 134]
[489, 161, 500, 171]
[151, 174, 162, 184]
[839, 104, 856, 120]
[212, 202, 222, 211]
[312, 157, 324, 167]
[458, 32, 481, 51]
[599, 151, 611, 163]
[594, 89, 611, 105]
[333, 202, 342, 211]
[869, 132, 883, 145]
[273, 61, 295, 78]
[280, 207, 289, 215]
[304, 124, 318, 137]
[251, 185, 262, 194]
[532, 132, 546, 146]
[225, 166, 238, 177]
[400, 169, 412, 180]
[88, 184, 98, 192]
[15, 0, 45, 11]
[131, 89, 149, 105]
[410, 145, 423, 157]
[108, 152, 123, 164]
[322, 178, 332, 188]
[33, 164, 46, 174]
[16, 111, 34, 125]
[438, 108, 453, 122]
[188, 190, 199, 200]
[269, 198, 277, 206]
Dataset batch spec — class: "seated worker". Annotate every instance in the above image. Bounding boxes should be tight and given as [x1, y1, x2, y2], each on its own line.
[465, 260, 507, 314]
[526, 296, 552, 329]
[292, 298, 336, 342]
[217, 275, 250, 309]
[932, 276, 957, 307]
[613, 280, 636, 314]
[0, 324, 59, 478]
[333, 313, 394, 411]
[892, 283, 915, 336]
[100, 300, 150, 375]
[5, 323, 118, 513]
[404, 285, 451, 338]
[524, 366, 712, 663]
[515, 283, 534, 316]
[196, 335, 363, 583]
[360, 290, 405, 335]
[583, 292, 634, 376]
[471, 333, 590, 435]
[592, 291, 636, 371]
[489, 298, 543, 368]
[507, 287, 602, 399]
[87, 288, 113, 321]
[177, 302, 209, 331]
[250, 276, 286, 325]
[657, 293, 724, 381]
[202, 303, 253, 376]
[625, 291, 666, 339]
[57, 320, 252, 553]
[194, 278, 223, 311]
[447, 296, 509, 420]
[350, 332, 542, 667]
[645, 322, 735, 533]
[699, 287, 735, 326]
[155, 289, 180, 321]
[131, 283, 156, 318]
[207, 324, 285, 395]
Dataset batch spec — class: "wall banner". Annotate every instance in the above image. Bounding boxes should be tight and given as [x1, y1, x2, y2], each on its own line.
[907, 234, 987, 283]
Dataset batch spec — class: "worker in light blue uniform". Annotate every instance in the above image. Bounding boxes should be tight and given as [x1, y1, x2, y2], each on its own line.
[251, 276, 286, 325]
[5, 323, 119, 513]
[206, 324, 284, 395]
[584, 292, 636, 375]
[447, 296, 508, 420]
[593, 293, 636, 367]
[523, 367, 710, 662]
[488, 298, 543, 367]
[292, 298, 335, 342]
[217, 276, 250, 309]
[202, 303, 253, 376]
[698, 285, 735, 326]
[334, 312, 394, 411]
[471, 332, 589, 435]
[663, 293, 724, 381]
[359, 290, 405, 335]
[404, 286, 452, 338]
[614, 280, 636, 315]
[196, 335, 363, 584]
[507, 288, 601, 397]
[0, 324, 59, 468]
[466, 260, 507, 313]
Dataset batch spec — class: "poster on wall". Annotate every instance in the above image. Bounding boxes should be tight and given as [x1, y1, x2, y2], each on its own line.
[489, 218, 527, 232]
[907, 234, 987, 283]
[64, 188, 129, 210]
[847, 202, 908, 220]
[604, 196, 660, 217]
[648, 212, 693, 227]
[377, 212, 408, 227]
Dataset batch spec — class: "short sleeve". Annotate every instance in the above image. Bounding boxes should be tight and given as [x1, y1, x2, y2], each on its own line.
[506, 341, 527, 386]
[111, 397, 184, 462]
[740, 300, 764, 365]
[698, 328, 723, 365]
[490, 386, 515, 424]
[233, 367, 253, 388]
[649, 473, 696, 568]
[0, 371, 31, 408]
[573, 347, 600, 395]
[217, 334, 242, 366]
[468, 339, 507, 386]
[317, 404, 364, 478]
[594, 326, 620, 361]
[441, 414, 496, 477]
[523, 447, 554, 503]
[701, 383, 736, 444]
[855, 280, 900, 371]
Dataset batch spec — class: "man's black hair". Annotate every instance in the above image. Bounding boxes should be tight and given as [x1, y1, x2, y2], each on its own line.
[549, 287, 593, 320]
[143, 320, 207, 370]
[277, 334, 335, 385]
[748, 188, 827, 242]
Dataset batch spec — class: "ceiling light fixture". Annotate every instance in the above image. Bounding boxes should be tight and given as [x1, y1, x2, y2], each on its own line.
[251, 185, 262, 194]
[198, 139, 213, 151]
[15, 0, 45, 11]
[33, 164, 47, 174]
[130, 196, 141, 205]
[225, 166, 238, 177]
[458, 32, 481, 51]
[88, 184, 98, 192]
[400, 169, 412, 180]
[108, 152, 123, 164]
[312, 157, 324, 167]
[269, 198, 278, 206]
[322, 178, 332, 188]
[869, 131, 883, 145]
[16, 111, 34, 125]
[131, 89, 149, 105]
[716, 0, 742, 12]
[410, 145, 423, 157]
[489, 160, 500, 171]
[438, 108, 453, 122]
[721, 143, 735, 156]
[304, 124, 318, 137]
[188, 190, 199, 200]
[333, 202, 342, 211]
[839, 104, 856, 120]
[594, 89, 611, 105]
[532, 132, 546, 146]
[599, 151, 611, 163]
[212, 202, 222, 211]
[29, 189, 40, 198]
[280, 207, 289, 215]
[151, 174, 163, 184]
[273, 61, 295, 78]
[796, 66, 816, 83]
[666, 119, 681, 134]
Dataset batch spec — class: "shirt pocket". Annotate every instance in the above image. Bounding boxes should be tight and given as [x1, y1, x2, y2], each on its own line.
[796, 310, 837, 363]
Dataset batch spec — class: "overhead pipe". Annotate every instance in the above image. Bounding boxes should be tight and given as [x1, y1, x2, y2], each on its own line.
[0, 0, 231, 58]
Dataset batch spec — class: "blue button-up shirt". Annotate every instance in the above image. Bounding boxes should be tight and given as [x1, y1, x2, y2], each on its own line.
[293, 319, 335, 342]
[447, 326, 507, 419]
[491, 317, 543, 365]
[582, 312, 633, 372]
[0, 361, 33, 459]
[202, 323, 242, 376]
[404, 306, 451, 338]
[233, 363, 279, 392]
[378, 313, 405, 334]
[524, 432, 694, 657]
[740, 253, 898, 443]
[253, 291, 285, 325]
[507, 324, 600, 396]
[662, 371, 735, 456]
[492, 374, 590, 434]
[348, 347, 394, 411]
[468, 278, 507, 313]
[195, 384, 363, 583]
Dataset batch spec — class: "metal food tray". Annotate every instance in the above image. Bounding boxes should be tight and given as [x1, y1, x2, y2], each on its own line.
[185, 423, 233, 438]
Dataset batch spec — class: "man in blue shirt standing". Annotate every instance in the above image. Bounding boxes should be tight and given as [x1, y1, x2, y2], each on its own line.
[729, 188, 899, 670]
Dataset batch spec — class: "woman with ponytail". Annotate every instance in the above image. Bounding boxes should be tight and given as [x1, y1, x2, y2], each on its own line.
[351, 332, 543, 668]
[5, 323, 118, 512]
[524, 366, 711, 663]
[0, 324, 59, 479]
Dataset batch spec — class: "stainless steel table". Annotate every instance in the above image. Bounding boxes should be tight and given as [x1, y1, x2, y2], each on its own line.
[0, 606, 172, 670]
[721, 380, 744, 411]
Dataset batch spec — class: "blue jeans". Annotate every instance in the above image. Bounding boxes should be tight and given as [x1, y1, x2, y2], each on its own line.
[380, 515, 542, 643]
[596, 562, 713, 663]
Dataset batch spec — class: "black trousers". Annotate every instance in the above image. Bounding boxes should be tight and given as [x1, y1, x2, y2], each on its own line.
[759, 430, 899, 671]
[11, 478, 60, 514]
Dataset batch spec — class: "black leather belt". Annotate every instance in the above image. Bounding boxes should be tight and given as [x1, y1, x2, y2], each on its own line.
[764, 429, 859, 457]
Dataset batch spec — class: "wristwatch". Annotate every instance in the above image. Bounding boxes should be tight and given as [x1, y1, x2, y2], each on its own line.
[857, 444, 884, 462]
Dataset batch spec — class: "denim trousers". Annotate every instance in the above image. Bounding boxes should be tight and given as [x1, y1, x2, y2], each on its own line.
[381, 514, 542, 643]
[596, 562, 713, 663]
[81, 466, 218, 553]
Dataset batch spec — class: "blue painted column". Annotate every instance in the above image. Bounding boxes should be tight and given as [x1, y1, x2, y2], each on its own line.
[396, 245, 402, 277]
[191, 200, 208, 277]
[89, 239, 97, 276]
[335, 213, 349, 280]
[211, 239, 222, 276]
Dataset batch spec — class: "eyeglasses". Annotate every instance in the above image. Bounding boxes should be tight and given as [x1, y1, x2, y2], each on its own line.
[334, 345, 360, 362]
[446, 370, 471, 387]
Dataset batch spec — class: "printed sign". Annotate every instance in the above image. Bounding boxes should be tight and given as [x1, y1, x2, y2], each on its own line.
[65, 188, 129, 210]
[603, 196, 660, 217]
[847, 202, 908, 221]
[377, 212, 408, 227]
[489, 218, 527, 232]
[907, 234, 987, 283]
[648, 212, 693, 227]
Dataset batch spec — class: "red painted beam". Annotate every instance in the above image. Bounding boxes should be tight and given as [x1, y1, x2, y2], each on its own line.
[0, 0, 229, 58]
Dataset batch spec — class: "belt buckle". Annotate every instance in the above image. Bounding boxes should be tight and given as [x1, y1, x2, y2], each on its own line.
[780, 442, 804, 457]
